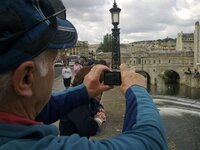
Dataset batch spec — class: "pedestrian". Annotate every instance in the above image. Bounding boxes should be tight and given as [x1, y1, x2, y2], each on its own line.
[0, 0, 168, 150]
[73, 60, 82, 75]
[59, 66, 106, 138]
[62, 63, 72, 89]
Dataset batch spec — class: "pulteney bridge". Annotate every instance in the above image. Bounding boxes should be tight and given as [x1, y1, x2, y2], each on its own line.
[122, 50, 194, 85]
[97, 50, 194, 86]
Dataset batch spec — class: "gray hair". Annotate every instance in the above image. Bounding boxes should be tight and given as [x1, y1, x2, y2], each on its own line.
[0, 51, 49, 104]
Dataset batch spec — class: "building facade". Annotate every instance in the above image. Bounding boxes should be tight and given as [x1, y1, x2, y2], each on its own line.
[194, 21, 200, 70]
[64, 41, 89, 57]
[176, 32, 194, 51]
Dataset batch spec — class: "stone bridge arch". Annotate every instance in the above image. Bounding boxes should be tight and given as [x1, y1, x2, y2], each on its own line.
[141, 66, 186, 85]
[159, 70, 180, 83]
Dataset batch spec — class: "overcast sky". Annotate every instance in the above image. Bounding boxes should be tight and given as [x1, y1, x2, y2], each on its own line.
[63, 0, 200, 44]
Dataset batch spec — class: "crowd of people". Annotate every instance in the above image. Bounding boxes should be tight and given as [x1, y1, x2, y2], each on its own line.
[0, 0, 168, 149]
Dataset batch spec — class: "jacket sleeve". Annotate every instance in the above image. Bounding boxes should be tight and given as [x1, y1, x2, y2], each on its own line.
[36, 84, 89, 124]
[119, 86, 168, 149]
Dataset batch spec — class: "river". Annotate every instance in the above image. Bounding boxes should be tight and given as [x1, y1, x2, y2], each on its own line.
[148, 77, 200, 150]
[149, 82, 200, 101]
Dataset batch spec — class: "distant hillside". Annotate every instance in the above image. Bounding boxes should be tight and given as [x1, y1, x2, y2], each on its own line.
[130, 37, 176, 48]
[132, 37, 176, 44]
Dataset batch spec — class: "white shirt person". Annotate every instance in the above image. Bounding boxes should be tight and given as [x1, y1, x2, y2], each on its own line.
[62, 63, 72, 89]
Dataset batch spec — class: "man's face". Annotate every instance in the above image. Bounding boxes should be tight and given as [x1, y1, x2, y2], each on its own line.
[33, 51, 58, 112]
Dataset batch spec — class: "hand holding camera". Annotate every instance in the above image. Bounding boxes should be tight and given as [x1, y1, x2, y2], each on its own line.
[103, 64, 147, 94]
[84, 64, 146, 97]
[104, 64, 146, 87]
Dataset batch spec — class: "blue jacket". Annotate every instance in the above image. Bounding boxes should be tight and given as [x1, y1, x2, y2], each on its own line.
[0, 85, 168, 150]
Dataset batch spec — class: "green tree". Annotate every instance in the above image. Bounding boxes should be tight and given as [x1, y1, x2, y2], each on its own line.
[97, 34, 112, 52]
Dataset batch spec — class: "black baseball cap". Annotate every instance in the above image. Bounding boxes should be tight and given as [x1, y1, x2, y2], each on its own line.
[0, 0, 78, 73]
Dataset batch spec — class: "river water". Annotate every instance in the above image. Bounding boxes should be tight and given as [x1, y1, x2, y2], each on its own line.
[148, 78, 200, 150]
[149, 83, 200, 101]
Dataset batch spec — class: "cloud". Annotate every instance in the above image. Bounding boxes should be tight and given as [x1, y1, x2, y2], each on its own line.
[63, 0, 200, 44]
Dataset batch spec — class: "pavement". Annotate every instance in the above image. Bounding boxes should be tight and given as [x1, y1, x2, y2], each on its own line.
[52, 77, 66, 93]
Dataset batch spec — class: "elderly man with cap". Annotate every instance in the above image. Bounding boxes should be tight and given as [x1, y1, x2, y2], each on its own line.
[0, 0, 168, 150]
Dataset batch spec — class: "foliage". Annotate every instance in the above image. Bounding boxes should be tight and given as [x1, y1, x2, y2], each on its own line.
[132, 37, 176, 46]
[97, 34, 112, 52]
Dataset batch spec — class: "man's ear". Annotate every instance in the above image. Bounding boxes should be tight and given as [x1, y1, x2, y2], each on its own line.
[11, 61, 35, 97]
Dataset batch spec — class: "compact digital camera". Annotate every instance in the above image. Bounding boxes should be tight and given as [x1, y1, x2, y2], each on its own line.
[104, 71, 121, 86]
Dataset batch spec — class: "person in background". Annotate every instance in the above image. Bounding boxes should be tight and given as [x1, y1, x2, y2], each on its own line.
[86, 58, 95, 67]
[79, 56, 87, 67]
[73, 60, 82, 75]
[62, 63, 72, 89]
[0, 0, 168, 149]
[59, 66, 106, 138]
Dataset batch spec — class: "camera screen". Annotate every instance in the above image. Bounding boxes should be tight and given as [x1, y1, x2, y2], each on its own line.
[104, 71, 121, 85]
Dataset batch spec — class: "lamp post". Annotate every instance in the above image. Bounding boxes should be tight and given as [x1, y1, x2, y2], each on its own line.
[110, 0, 121, 69]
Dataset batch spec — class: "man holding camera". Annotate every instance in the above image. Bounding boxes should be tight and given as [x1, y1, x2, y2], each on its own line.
[0, 0, 167, 149]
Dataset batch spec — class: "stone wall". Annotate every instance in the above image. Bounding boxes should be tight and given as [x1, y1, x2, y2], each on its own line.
[183, 74, 200, 88]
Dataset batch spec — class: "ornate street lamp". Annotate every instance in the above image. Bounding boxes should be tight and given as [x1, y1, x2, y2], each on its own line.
[110, 0, 121, 69]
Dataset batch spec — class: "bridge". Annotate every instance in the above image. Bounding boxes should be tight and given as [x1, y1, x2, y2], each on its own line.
[124, 50, 194, 85]
[96, 50, 197, 87]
